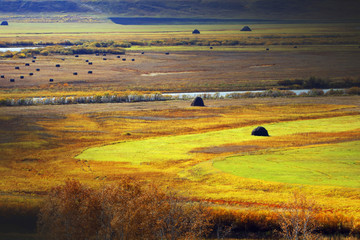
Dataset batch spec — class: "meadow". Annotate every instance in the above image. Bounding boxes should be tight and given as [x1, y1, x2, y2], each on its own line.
[0, 20, 360, 238]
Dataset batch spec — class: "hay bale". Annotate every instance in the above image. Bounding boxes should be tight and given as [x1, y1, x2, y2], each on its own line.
[1, 75, 4, 78]
[132, 59, 135, 61]
[241, 26, 252, 31]
[75, 55, 79, 57]
[103, 53, 106, 56]
[251, 126, 269, 136]
[10, 79, 15, 82]
[294, 46, 298, 48]
[96, 53, 99, 56]
[117, 56, 121, 58]
[29, 73, 33, 76]
[62, 58, 65, 61]
[49, 79, 54, 82]
[25, 63, 30, 66]
[36, 68, 40, 71]
[141, 52, 145, 54]
[122, 58, 126, 61]
[192, 29, 200, 34]
[88, 62, 93, 65]
[191, 97, 205, 107]
[55, 64, 60, 67]
[210, 47, 213, 49]
[32, 60, 36, 63]
[85, 60, 89, 62]
[88, 71, 93, 74]
[73, 72, 78, 75]
[1, 21, 9, 26]
[266, 48, 269, 51]
[165, 52, 170, 55]
[15, 66, 20, 70]
[33, 56, 37, 59]
[20, 76, 24, 79]
[103, 58, 107, 60]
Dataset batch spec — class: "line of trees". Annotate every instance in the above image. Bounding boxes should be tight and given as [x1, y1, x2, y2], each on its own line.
[1, 87, 360, 107]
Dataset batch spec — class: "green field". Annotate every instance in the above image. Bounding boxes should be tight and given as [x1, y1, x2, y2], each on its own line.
[77, 115, 360, 169]
[214, 141, 360, 188]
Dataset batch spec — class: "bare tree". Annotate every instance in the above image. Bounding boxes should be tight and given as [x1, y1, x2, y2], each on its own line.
[278, 192, 319, 240]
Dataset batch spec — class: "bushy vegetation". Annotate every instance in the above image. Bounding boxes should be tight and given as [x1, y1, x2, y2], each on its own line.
[278, 77, 360, 89]
[38, 179, 213, 240]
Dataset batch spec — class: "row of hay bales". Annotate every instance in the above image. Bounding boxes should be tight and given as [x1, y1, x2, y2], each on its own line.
[191, 96, 269, 136]
[192, 26, 252, 34]
[1, 52, 140, 83]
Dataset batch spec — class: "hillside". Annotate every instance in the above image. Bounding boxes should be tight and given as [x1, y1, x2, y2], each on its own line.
[0, 0, 360, 21]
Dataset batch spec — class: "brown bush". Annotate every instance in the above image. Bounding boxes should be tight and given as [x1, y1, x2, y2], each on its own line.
[38, 179, 212, 240]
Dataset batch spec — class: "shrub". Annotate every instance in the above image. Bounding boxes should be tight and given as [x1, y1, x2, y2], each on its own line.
[38, 179, 213, 240]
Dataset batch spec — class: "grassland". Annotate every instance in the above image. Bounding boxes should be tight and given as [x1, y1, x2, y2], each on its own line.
[0, 20, 360, 238]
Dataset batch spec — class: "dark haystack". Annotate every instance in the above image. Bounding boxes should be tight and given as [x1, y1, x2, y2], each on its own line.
[96, 53, 99, 56]
[29, 73, 33, 76]
[10, 79, 14, 82]
[85, 60, 89, 62]
[122, 58, 126, 61]
[56, 64, 60, 67]
[241, 26, 252, 31]
[49, 79, 54, 82]
[25, 63, 30, 66]
[141, 52, 145, 54]
[165, 52, 170, 55]
[1, 75, 4, 78]
[75, 55, 79, 57]
[210, 47, 213, 49]
[15, 66, 20, 70]
[192, 29, 200, 34]
[73, 72, 78, 75]
[62, 58, 65, 61]
[20, 76, 24, 79]
[191, 97, 205, 107]
[88, 71, 93, 74]
[266, 48, 269, 51]
[1, 21, 8, 26]
[88, 62, 93, 65]
[33, 56, 37, 59]
[132, 59, 135, 61]
[32, 60, 36, 63]
[251, 126, 269, 137]
[103, 58, 107, 60]
[36, 68, 40, 71]
[294, 46, 298, 48]
[103, 53, 106, 56]
[117, 56, 121, 58]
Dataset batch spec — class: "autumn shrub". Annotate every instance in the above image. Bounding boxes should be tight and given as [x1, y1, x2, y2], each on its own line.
[277, 192, 319, 240]
[38, 179, 213, 240]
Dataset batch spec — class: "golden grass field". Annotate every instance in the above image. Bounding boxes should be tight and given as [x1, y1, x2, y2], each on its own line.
[0, 21, 360, 238]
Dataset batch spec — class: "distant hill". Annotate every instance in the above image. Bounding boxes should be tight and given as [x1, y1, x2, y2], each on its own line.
[0, 0, 359, 21]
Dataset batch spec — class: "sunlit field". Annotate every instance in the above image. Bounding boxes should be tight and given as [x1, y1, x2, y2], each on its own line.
[0, 19, 360, 238]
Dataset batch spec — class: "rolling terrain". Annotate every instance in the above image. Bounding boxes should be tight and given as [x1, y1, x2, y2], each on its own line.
[0, 0, 360, 20]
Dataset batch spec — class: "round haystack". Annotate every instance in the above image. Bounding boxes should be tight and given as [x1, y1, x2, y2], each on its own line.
[1, 21, 8, 26]
[251, 126, 269, 136]
[1, 75, 4, 78]
[191, 97, 205, 107]
[241, 26, 252, 31]
[192, 29, 200, 34]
